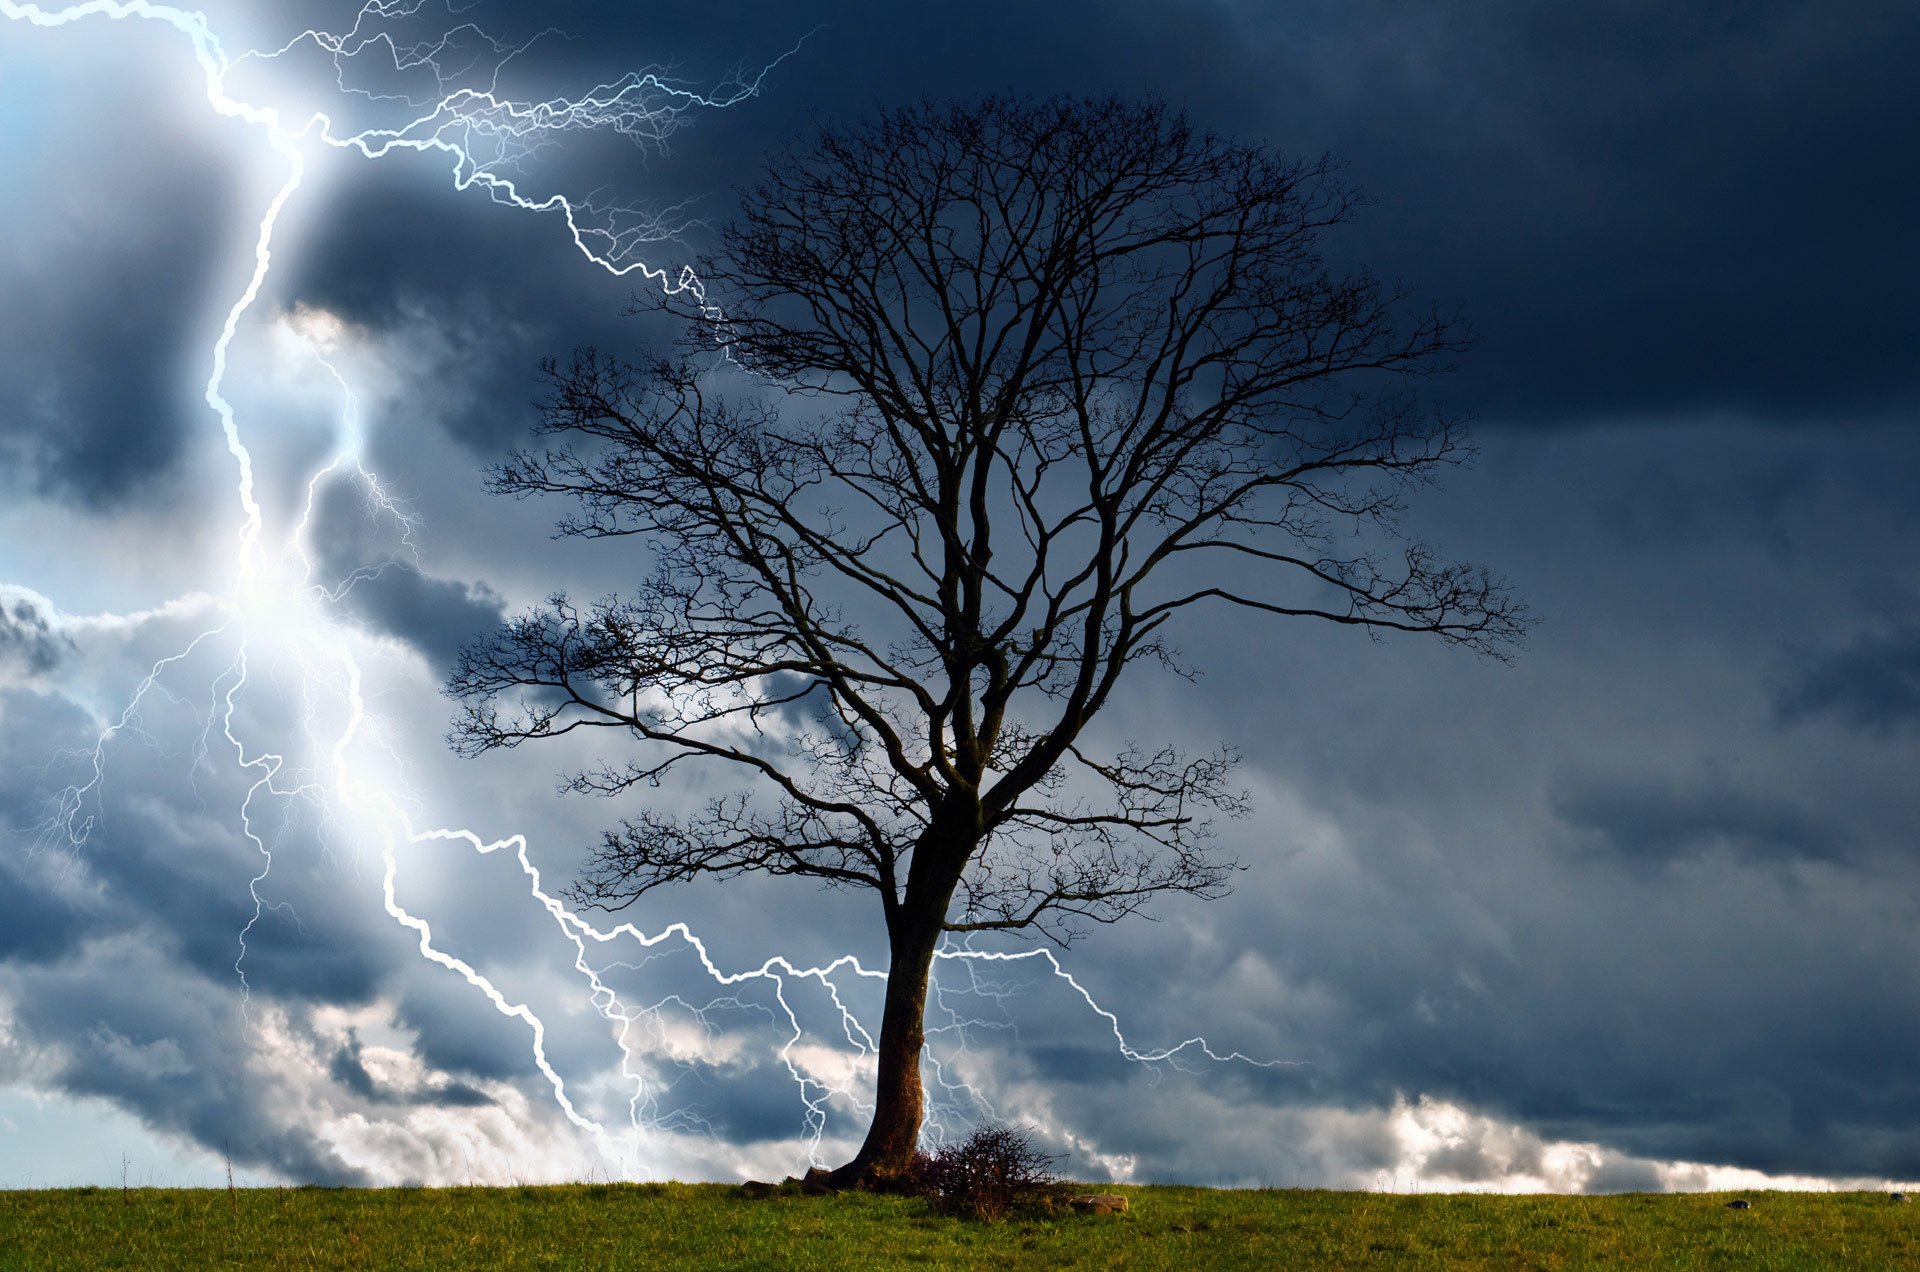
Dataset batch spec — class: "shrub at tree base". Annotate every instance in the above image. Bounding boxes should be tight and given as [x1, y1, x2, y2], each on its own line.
[907, 1125, 1063, 1221]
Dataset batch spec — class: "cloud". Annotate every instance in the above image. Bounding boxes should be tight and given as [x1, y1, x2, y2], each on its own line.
[0, 625, 538, 1182]
[0, 595, 74, 680]
[1775, 626, 1920, 735]
[0, 38, 239, 509]
[328, 1031, 493, 1109]
[1262, 0, 1920, 426]
[332, 566, 507, 679]
[3, 947, 372, 1184]
[1552, 768, 1843, 864]
[304, 477, 507, 674]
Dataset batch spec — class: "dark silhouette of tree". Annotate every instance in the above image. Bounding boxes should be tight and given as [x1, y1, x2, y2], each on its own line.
[448, 94, 1526, 1188]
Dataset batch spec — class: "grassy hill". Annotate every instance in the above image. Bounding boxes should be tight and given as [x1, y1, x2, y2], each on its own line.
[1, 1182, 1914, 1270]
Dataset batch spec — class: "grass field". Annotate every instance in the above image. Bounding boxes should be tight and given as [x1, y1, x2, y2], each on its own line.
[1, 1183, 1915, 1270]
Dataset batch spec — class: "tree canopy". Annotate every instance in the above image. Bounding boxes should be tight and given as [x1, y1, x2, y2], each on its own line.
[448, 94, 1525, 1183]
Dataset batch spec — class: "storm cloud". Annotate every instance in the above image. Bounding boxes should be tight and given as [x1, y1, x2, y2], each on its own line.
[0, 596, 73, 678]
[281, 0, 1920, 441]
[1776, 625, 1920, 736]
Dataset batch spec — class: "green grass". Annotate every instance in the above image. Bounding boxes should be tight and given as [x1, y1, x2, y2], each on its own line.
[1, 1183, 1914, 1270]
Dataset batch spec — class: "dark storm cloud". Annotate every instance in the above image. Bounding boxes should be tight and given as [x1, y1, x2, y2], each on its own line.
[329, 1033, 493, 1108]
[1173, 0, 1920, 425]
[0, 700, 385, 1005]
[282, 151, 656, 456]
[9, 1, 1910, 506]
[0, 689, 99, 964]
[277, 0, 1920, 450]
[0, 45, 242, 507]
[0, 692, 379, 1183]
[0, 679, 503, 1180]
[1023, 1043, 1178, 1090]
[334, 565, 507, 678]
[0, 858, 87, 964]
[972, 420, 1920, 1185]
[305, 478, 507, 671]
[0, 218, 217, 507]
[1775, 626, 1920, 735]
[1552, 769, 1842, 864]
[673, 1060, 815, 1146]
[395, 978, 551, 1085]
[0, 599, 73, 677]
[277, 0, 1295, 459]
[1042, 868, 1920, 1180]
[7, 955, 371, 1185]
[327, 1039, 380, 1099]
[0, 683, 390, 1004]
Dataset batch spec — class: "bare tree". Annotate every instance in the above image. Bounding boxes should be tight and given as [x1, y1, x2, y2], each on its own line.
[448, 95, 1525, 1188]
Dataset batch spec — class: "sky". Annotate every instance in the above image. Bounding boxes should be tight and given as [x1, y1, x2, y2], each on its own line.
[1, 0, 1917, 1192]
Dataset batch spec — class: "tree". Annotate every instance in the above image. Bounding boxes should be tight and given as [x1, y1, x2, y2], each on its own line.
[448, 94, 1526, 1188]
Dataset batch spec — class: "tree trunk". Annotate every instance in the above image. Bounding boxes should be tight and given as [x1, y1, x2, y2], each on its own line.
[830, 909, 947, 1188]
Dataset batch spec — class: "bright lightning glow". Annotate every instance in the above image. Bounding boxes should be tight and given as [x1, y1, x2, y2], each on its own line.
[2, 0, 1292, 1181]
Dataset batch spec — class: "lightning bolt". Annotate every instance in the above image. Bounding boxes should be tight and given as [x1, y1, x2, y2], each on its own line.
[3, 0, 1294, 1182]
